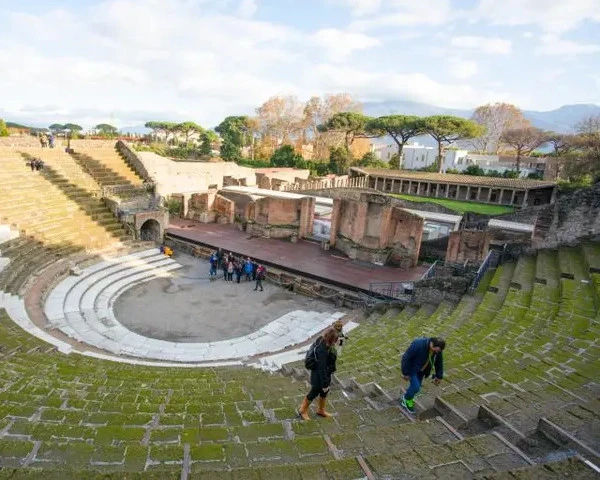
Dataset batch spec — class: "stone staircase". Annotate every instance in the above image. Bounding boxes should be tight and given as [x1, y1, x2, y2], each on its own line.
[0, 148, 130, 250]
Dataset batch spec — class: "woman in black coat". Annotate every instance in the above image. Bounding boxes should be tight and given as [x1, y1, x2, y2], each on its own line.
[298, 327, 338, 420]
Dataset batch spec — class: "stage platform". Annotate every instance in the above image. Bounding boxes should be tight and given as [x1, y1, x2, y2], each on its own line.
[167, 219, 428, 294]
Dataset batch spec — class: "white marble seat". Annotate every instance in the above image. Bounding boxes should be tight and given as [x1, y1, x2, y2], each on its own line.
[23, 248, 349, 368]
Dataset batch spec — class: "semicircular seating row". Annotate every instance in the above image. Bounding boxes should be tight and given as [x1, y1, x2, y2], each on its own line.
[44, 249, 344, 363]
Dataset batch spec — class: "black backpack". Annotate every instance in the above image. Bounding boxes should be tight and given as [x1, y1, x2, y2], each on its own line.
[305, 338, 320, 370]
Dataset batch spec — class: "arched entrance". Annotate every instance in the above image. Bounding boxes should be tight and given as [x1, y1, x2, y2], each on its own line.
[140, 219, 162, 242]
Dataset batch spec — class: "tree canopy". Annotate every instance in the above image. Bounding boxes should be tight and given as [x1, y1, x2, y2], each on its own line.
[176, 121, 204, 143]
[0, 119, 8, 137]
[270, 145, 303, 167]
[500, 126, 545, 171]
[470, 103, 529, 153]
[366, 115, 424, 167]
[145, 121, 176, 141]
[422, 115, 485, 172]
[319, 112, 372, 149]
[95, 124, 118, 135]
[63, 123, 82, 132]
[215, 116, 251, 161]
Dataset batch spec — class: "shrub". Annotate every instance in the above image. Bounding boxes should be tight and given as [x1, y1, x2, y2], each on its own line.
[165, 197, 182, 216]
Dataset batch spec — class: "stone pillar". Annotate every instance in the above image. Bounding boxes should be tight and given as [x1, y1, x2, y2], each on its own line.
[550, 187, 557, 204]
[425, 182, 430, 196]
[445, 185, 450, 198]
[329, 199, 342, 247]
[487, 188, 493, 202]
[399, 179, 404, 193]
[466, 186, 471, 201]
[435, 183, 440, 197]
[417, 182, 421, 195]
[522, 189, 529, 207]
[408, 180, 412, 194]
[510, 189, 516, 205]
[391, 178, 395, 192]
[499, 189, 504, 204]
[476, 187, 481, 201]
[374, 177, 379, 190]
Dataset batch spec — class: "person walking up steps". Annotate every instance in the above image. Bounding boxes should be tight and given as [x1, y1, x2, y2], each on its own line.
[254, 264, 266, 291]
[298, 328, 339, 420]
[400, 337, 445, 413]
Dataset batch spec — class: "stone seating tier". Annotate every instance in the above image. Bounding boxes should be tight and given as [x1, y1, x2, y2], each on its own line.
[0, 150, 129, 249]
[0, 228, 599, 476]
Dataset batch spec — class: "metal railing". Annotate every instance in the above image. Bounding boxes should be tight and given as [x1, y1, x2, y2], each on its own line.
[468, 247, 503, 293]
[420, 260, 438, 280]
[368, 281, 414, 302]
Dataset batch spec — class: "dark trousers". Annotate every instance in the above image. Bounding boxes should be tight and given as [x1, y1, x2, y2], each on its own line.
[307, 384, 328, 401]
[254, 278, 263, 291]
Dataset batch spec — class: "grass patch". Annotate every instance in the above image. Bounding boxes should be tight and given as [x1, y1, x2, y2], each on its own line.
[390, 193, 515, 215]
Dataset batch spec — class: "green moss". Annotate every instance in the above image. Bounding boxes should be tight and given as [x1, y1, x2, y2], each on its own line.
[295, 436, 329, 456]
[35, 441, 94, 466]
[91, 444, 125, 463]
[149, 444, 184, 462]
[124, 444, 148, 470]
[0, 438, 34, 457]
[95, 426, 146, 443]
[190, 444, 225, 462]
[234, 423, 284, 441]
[150, 428, 181, 443]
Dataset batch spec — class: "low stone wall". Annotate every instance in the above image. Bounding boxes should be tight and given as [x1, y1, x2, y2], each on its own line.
[116, 140, 153, 182]
[246, 222, 299, 240]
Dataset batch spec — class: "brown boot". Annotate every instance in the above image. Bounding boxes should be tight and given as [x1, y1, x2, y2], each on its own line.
[316, 397, 332, 418]
[298, 397, 311, 421]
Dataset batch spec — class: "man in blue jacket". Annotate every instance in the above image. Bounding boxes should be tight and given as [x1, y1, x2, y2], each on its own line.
[400, 337, 445, 413]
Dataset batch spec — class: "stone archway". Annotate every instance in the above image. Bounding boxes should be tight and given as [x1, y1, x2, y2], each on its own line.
[140, 219, 162, 242]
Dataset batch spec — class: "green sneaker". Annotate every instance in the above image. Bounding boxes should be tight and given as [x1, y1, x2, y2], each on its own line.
[400, 397, 415, 413]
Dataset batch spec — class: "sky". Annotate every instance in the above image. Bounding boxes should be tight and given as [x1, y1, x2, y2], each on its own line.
[0, 0, 599, 129]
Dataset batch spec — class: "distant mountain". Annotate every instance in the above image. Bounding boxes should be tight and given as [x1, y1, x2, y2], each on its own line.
[362, 101, 600, 133]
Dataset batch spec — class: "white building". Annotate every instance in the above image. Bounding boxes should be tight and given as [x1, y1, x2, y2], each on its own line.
[372, 142, 437, 169]
[401, 143, 437, 169]
[443, 151, 544, 177]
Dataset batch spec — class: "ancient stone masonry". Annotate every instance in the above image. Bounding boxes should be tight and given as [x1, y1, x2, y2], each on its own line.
[445, 230, 491, 264]
[538, 182, 600, 248]
[246, 196, 315, 240]
[329, 193, 424, 267]
[186, 191, 234, 224]
[116, 140, 153, 183]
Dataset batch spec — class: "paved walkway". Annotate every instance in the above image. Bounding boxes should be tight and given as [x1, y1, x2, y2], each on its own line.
[167, 219, 427, 292]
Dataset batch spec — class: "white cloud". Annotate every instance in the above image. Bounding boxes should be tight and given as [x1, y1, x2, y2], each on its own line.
[448, 58, 478, 79]
[475, 0, 600, 33]
[450, 36, 511, 54]
[237, 0, 257, 18]
[535, 34, 600, 55]
[349, 0, 453, 30]
[308, 64, 509, 108]
[333, 0, 382, 16]
[310, 28, 380, 59]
